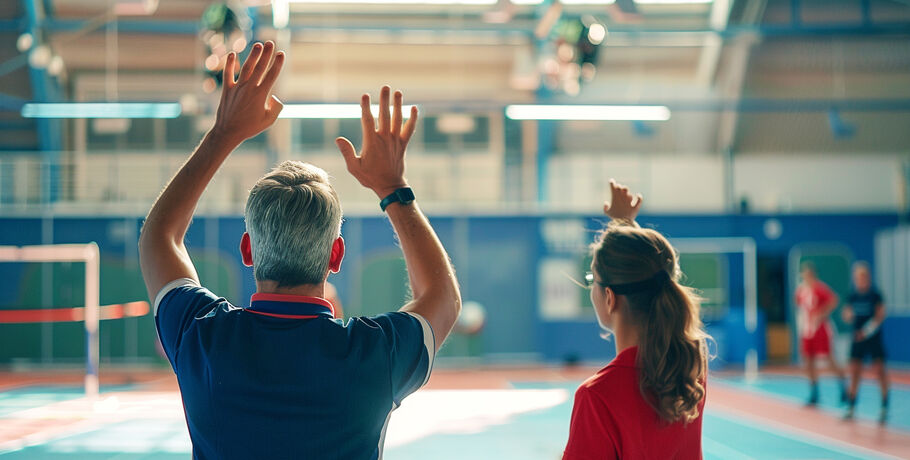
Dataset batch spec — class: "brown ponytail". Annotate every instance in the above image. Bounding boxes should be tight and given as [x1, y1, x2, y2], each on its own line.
[592, 222, 709, 423]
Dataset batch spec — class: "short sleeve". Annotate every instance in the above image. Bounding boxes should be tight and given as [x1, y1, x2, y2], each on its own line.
[873, 290, 884, 306]
[817, 283, 835, 305]
[563, 387, 618, 460]
[369, 311, 435, 404]
[154, 279, 222, 369]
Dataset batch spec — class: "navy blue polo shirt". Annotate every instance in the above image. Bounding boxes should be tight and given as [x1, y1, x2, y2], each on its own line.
[847, 288, 884, 338]
[154, 278, 435, 460]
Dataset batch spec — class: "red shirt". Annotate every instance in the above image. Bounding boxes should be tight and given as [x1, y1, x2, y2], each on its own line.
[795, 281, 836, 337]
[563, 347, 705, 460]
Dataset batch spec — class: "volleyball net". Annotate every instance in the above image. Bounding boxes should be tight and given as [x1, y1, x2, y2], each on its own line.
[0, 244, 149, 399]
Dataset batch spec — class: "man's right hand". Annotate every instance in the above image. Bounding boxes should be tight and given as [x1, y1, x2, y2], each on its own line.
[603, 179, 644, 221]
[212, 41, 285, 146]
[336, 86, 418, 198]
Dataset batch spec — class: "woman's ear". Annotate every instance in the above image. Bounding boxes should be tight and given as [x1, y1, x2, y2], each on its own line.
[604, 287, 617, 314]
[240, 232, 254, 267]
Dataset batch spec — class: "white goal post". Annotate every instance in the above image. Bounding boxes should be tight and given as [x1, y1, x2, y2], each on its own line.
[671, 237, 759, 382]
[0, 243, 100, 399]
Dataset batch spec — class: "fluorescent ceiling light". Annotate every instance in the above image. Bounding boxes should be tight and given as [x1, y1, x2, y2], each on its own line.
[512, 0, 711, 4]
[552, 0, 616, 4]
[273, 0, 289, 28]
[279, 104, 418, 119]
[505, 104, 670, 121]
[287, 0, 497, 4]
[637, 0, 712, 3]
[21, 102, 181, 119]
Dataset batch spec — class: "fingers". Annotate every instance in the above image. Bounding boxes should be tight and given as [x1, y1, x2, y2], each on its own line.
[239, 42, 264, 83]
[252, 41, 275, 84]
[222, 52, 237, 88]
[402, 105, 419, 144]
[609, 179, 634, 201]
[391, 90, 403, 137]
[266, 95, 284, 121]
[360, 94, 375, 135]
[378, 86, 391, 134]
[259, 51, 285, 92]
[603, 202, 611, 214]
[633, 193, 644, 210]
[335, 137, 358, 166]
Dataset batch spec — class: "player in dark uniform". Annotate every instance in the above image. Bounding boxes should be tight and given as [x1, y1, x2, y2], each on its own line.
[842, 261, 889, 423]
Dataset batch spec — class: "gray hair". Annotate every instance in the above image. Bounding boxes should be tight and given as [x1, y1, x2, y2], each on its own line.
[244, 161, 342, 287]
[852, 260, 870, 274]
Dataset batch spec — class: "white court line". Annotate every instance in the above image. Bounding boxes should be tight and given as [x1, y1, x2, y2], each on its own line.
[707, 408, 902, 460]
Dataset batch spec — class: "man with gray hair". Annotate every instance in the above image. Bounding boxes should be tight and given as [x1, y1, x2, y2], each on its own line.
[842, 261, 889, 423]
[139, 41, 461, 459]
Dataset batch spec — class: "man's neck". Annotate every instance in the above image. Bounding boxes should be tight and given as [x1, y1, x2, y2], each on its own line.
[255, 281, 325, 299]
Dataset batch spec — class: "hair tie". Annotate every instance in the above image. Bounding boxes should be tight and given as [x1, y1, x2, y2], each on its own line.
[608, 269, 671, 296]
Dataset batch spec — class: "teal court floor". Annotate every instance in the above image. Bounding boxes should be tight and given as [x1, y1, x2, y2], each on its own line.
[0, 369, 908, 459]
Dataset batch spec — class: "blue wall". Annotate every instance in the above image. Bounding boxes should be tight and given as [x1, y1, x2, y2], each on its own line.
[0, 212, 903, 365]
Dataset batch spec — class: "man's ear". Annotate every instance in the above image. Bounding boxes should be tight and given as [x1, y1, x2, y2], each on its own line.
[240, 232, 254, 267]
[328, 237, 345, 273]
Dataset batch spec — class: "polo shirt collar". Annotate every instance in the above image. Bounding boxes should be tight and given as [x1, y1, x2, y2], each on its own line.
[247, 292, 335, 319]
[611, 346, 639, 368]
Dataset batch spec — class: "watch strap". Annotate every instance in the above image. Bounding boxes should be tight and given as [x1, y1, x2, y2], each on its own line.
[380, 187, 415, 212]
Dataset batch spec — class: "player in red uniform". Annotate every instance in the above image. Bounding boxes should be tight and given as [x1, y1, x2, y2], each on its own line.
[794, 262, 846, 406]
[563, 180, 708, 460]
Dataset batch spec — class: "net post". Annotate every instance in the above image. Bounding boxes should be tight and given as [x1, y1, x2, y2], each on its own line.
[743, 239, 759, 383]
[745, 349, 759, 383]
[84, 242, 100, 400]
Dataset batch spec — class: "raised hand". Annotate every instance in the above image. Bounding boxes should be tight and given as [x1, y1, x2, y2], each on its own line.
[335, 86, 418, 198]
[603, 179, 643, 221]
[213, 41, 285, 145]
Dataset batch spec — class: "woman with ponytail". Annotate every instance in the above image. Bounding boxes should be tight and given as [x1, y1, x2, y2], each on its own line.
[563, 180, 709, 460]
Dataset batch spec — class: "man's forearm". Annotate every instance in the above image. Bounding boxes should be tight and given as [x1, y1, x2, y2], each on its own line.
[139, 42, 283, 300]
[139, 130, 239, 298]
[141, 129, 239, 244]
[385, 201, 457, 301]
[861, 305, 887, 337]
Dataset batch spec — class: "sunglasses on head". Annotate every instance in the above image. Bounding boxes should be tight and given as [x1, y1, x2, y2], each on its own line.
[584, 270, 671, 295]
[584, 272, 606, 288]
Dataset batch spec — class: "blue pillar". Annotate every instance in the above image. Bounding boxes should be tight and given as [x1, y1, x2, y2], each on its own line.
[536, 116, 555, 203]
[23, 0, 63, 202]
[790, 0, 801, 27]
[860, 0, 871, 27]
[534, 1, 556, 203]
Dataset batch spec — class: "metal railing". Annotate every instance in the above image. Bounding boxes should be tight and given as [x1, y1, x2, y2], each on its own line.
[0, 150, 510, 214]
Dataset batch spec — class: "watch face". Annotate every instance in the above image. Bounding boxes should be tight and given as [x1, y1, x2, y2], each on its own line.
[397, 188, 415, 203]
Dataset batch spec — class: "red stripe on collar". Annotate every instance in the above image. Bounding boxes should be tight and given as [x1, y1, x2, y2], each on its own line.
[244, 310, 321, 320]
[250, 292, 335, 317]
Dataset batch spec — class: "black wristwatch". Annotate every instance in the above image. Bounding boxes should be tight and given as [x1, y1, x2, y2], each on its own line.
[380, 187, 415, 212]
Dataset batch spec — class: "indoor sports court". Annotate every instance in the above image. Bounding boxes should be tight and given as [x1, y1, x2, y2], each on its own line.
[1, 0, 909, 458]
